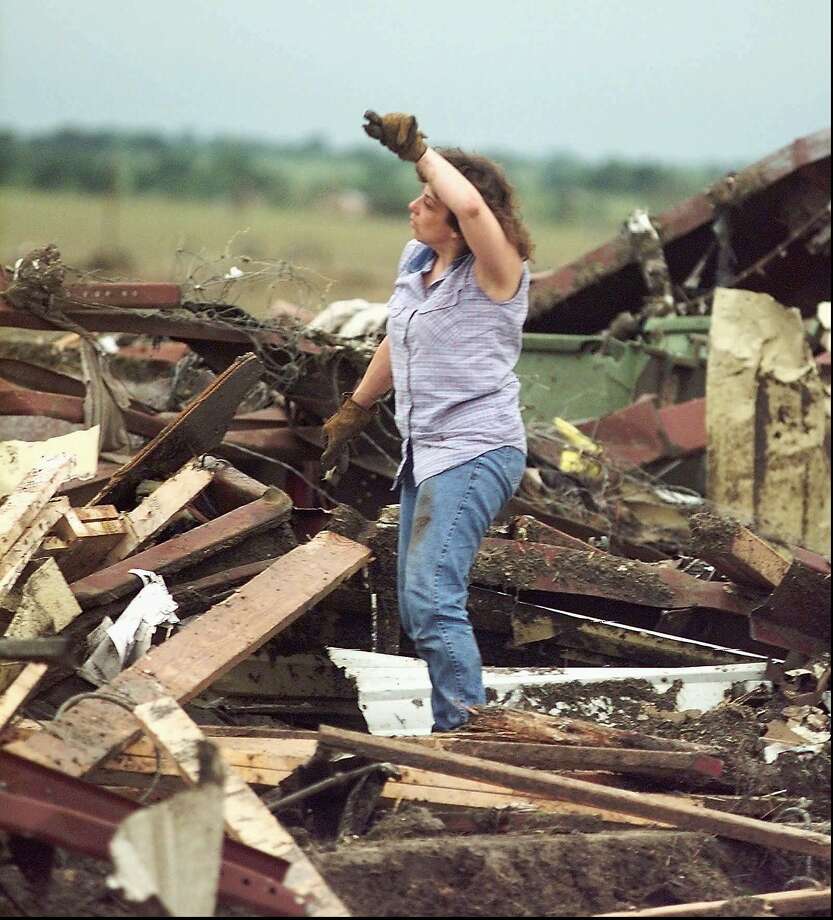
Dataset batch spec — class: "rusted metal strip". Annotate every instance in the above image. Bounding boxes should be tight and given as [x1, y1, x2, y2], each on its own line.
[0, 751, 304, 916]
[577, 396, 706, 467]
[65, 282, 182, 307]
[530, 128, 831, 313]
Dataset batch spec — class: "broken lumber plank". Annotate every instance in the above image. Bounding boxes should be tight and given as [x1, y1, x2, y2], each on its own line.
[5, 556, 81, 635]
[750, 558, 831, 654]
[510, 514, 596, 551]
[0, 497, 69, 600]
[688, 511, 793, 589]
[90, 352, 264, 509]
[0, 725, 746, 826]
[427, 739, 724, 780]
[596, 886, 831, 916]
[0, 453, 75, 557]
[47, 504, 129, 580]
[133, 696, 347, 917]
[473, 537, 758, 614]
[70, 490, 292, 608]
[0, 663, 48, 733]
[85, 730, 719, 785]
[6, 531, 371, 777]
[466, 707, 709, 753]
[82, 736, 659, 827]
[318, 726, 831, 860]
[100, 458, 215, 566]
[508, 599, 759, 667]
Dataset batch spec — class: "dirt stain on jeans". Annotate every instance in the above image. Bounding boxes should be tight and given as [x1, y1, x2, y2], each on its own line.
[413, 514, 432, 543]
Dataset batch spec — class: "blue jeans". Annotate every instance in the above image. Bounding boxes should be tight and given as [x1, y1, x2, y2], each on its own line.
[397, 446, 526, 730]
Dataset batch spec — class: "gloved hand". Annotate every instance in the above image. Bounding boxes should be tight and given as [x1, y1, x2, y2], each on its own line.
[320, 395, 376, 482]
[363, 110, 427, 162]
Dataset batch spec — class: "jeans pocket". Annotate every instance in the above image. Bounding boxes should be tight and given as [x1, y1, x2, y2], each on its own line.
[499, 447, 526, 496]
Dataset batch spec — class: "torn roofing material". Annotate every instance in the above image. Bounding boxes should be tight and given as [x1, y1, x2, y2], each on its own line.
[528, 127, 831, 334]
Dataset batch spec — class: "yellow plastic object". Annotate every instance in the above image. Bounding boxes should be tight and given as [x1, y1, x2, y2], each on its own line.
[552, 417, 602, 454]
[552, 417, 603, 481]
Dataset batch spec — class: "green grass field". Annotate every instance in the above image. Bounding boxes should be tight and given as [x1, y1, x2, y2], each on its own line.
[0, 187, 622, 315]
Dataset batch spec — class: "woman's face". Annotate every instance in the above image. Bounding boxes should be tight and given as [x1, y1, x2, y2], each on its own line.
[408, 185, 456, 248]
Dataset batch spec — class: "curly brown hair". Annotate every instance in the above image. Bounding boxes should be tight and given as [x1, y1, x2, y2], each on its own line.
[417, 148, 534, 261]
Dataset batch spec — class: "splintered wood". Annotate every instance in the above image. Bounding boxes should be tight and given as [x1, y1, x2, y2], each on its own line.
[0, 453, 75, 556]
[133, 697, 348, 917]
[0, 497, 69, 600]
[0, 663, 48, 732]
[6, 531, 371, 777]
[0, 557, 81, 692]
[101, 457, 214, 565]
[465, 706, 708, 753]
[90, 352, 264, 509]
[318, 726, 832, 861]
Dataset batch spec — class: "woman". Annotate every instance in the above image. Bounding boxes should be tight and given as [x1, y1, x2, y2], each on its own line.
[322, 111, 533, 731]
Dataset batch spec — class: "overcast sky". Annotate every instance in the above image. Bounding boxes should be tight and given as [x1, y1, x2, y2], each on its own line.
[1, 0, 829, 163]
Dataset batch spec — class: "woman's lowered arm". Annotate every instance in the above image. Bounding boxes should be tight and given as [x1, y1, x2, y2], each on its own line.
[352, 335, 393, 409]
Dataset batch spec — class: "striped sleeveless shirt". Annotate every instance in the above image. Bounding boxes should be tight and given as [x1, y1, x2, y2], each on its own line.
[387, 239, 529, 486]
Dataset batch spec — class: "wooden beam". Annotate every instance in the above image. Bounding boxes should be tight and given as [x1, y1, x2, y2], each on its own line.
[0, 663, 48, 733]
[473, 538, 758, 615]
[466, 707, 709, 753]
[317, 726, 831, 861]
[133, 697, 348, 917]
[100, 458, 214, 565]
[0, 453, 75, 557]
[0, 722, 755, 826]
[90, 352, 263, 509]
[596, 886, 831, 917]
[688, 511, 793, 589]
[103, 734, 723, 782]
[0, 637, 75, 663]
[69, 491, 292, 608]
[47, 504, 128, 580]
[6, 531, 371, 777]
[428, 739, 724, 780]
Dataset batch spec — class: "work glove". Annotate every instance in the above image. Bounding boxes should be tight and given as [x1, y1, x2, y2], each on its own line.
[363, 110, 428, 162]
[320, 395, 376, 483]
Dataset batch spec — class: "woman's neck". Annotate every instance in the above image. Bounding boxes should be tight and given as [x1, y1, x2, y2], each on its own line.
[431, 239, 467, 274]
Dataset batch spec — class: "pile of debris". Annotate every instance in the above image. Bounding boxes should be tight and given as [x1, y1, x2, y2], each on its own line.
[0, 129, 831, 918]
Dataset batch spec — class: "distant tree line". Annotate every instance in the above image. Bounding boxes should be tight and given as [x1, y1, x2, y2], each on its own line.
[0, 128, 723, 219]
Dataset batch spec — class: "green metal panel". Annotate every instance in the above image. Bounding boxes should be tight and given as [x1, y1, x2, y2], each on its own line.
[643, 316, 711, 361]
[517, 323, 709, 426]
[517, 334, 651, 425]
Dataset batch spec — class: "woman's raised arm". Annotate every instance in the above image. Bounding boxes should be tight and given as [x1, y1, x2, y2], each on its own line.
[416, 147, 523, 299]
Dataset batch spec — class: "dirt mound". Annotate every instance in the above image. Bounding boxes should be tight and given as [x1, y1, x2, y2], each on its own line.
[314, 830, 815, 917]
